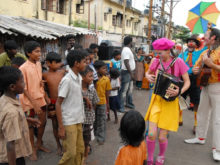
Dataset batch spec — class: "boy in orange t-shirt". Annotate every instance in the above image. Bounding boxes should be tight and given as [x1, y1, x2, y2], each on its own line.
[19, 41, 50, 161]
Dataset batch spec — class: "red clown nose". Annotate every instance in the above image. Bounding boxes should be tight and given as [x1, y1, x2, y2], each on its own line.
[188, 42, 195, 47]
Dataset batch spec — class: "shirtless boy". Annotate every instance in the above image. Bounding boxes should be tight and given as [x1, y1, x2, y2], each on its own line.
[43, 52, 65, 155]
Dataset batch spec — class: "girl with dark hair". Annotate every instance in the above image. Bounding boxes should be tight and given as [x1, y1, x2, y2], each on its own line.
[115, 110, 147, 165]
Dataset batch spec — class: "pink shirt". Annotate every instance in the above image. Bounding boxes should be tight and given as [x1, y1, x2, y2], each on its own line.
[19, 60, 46, 112]
[150, 57, 189, 78]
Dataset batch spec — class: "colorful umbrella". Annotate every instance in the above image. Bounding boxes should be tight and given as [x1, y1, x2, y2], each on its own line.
[186, 1, 220, 34]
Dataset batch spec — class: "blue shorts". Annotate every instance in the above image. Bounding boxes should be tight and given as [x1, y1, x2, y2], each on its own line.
[109, 96, 120, 111]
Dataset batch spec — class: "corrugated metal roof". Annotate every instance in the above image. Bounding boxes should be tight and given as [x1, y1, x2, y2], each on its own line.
[0, 26, 17, 35]
[0, 15, 96, 40]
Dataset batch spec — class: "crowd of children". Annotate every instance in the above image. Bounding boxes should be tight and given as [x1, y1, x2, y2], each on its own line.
[0, 36, 153, 165]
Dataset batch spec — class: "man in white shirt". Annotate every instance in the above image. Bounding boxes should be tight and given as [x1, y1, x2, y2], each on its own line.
[119, 36, 136, 112]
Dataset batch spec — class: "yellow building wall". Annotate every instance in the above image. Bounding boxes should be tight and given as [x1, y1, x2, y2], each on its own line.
[0, 0, 34, 18]
[38, 11, 69, 25]
[101, 0, 141, 35]
[36, 0, 70, 25]
[0, 0, 72, 25]
[0, 0, 146, 37]
[71, 0, 142, 35]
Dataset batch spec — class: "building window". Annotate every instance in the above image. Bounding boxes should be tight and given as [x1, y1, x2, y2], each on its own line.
[134, 22, 138, 31]
[41, 0, 46, 10]
[76, 0, 84, 14]
[112, 15, 123, 27]
[112, 15, 116, 26]
[48, 0, 56, 12]
[41, 0, 65, 14]
[112, 14, 123, 28]
[126, 19, 131, 27]
[116, 14, 122, 28]
[57, 0, 65, 14]
[104, 13, 107, 22]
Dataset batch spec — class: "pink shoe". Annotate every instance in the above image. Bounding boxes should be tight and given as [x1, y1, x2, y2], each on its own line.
[155, 156, 165, 165]
[147, 160, 154, 165]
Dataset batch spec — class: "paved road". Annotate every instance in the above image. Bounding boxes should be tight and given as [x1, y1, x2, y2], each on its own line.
[27, 89, 219, 165]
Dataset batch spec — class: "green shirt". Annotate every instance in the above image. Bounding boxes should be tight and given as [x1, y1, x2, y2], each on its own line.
[0, 52, 27, 67]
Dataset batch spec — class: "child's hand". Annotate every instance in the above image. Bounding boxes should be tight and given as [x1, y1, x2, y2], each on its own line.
[40, 80, 46, 88]
[85, 98, 92, 110]
[27, 118, 41, 128]
[106, 104, 110, 113]
[45, 97, 51, 105]
[130, 72, 135, 81]
[33, 104, 42, 115]
[58, 127, 66, 140]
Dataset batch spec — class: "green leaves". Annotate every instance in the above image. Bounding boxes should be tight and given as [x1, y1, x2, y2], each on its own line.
[173, 26, 191, 43]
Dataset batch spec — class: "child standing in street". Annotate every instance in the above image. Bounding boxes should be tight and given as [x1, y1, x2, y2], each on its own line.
[145, 38, 190, 165]
[115, 110, 147, 165]
[56, 50, 86, 165]
[142, 56, 152, 89]
[109, 68, 120, 124]
[0, 66, 40, 165]
[87, 48, 98, 83]
[93, 60, 112, 145]
[19, 41, 50, 161]
[80, 66, 99, 163]
[110, 50, 121, 71]
[43, 52, 65, 155]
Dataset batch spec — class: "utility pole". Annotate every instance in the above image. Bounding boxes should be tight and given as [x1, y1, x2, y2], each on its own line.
[88, 0, 90, 30]
[94, 4, 97, 32]
[161, 0, 165, 18]
[121, 0, 126, 41]
[68, 0, 72, 25]
[45, 0, 49, 20]
[147, 0, 153, 45]
[160, 0, 165, 37]
[166, 0, 180, 39]
[168, 0, 173, 39]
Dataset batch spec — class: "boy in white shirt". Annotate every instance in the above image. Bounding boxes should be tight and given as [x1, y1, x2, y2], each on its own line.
[56, 50, 87, 165]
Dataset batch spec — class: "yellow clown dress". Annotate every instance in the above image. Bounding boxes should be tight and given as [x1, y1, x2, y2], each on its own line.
[144, 57, 189, 132]
[145, 93, 180, 132]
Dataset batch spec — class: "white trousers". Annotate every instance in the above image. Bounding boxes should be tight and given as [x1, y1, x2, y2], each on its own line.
[196, 83, 220, 150]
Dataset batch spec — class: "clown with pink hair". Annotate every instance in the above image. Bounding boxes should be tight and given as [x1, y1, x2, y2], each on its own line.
[145, 38, 190, 165]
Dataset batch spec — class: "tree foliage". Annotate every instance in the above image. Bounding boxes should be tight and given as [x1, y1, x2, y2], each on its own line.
[173, 25, 191, 43]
